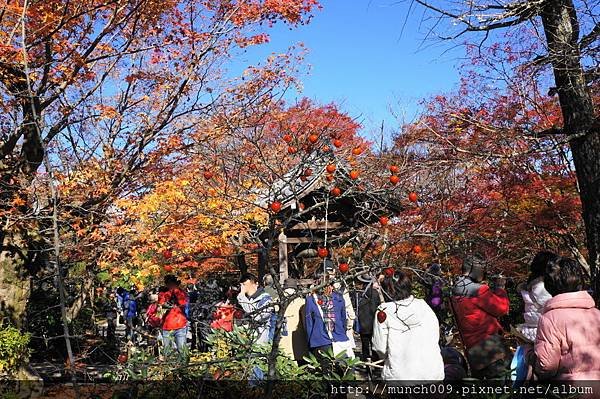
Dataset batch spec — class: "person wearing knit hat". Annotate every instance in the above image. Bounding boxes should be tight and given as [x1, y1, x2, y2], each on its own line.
[284, 278, 299, 289]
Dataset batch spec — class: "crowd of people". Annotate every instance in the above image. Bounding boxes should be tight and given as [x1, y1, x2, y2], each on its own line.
[96, 251, 600, 385]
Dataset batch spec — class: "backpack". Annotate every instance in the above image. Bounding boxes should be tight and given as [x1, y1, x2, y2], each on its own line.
[146, 304, 162, 328]
[268, 313, 288, 341]
[183, 302, 190, 319]
[256, 292, 286, 341]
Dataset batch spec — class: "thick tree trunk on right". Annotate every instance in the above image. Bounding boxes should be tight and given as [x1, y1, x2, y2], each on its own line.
[541, 0, 600, 297]
[570, 130, 600, 296]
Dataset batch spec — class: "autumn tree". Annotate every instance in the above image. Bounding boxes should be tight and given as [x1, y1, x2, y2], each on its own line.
[408, 0, 600, 294]
[0, 0, 319, 329]
[386, 72, 585, 278]
[138, 92, 415, 387]
[54, 50, 306, 317]
[102, 95, 376, 285]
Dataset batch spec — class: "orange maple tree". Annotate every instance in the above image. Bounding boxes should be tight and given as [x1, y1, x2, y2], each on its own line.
[0, 0, 320, 324]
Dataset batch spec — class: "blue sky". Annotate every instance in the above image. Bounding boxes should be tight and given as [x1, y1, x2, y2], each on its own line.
[233, 0, 466, 140]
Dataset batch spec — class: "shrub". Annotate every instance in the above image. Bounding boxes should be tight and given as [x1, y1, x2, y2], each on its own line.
[106, 325, 362, 398]
[0, 323, 31, 377]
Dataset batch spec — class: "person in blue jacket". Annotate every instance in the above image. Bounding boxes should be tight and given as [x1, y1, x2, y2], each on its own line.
[305, 274, 350, 371]
[121, 288, 138, 343]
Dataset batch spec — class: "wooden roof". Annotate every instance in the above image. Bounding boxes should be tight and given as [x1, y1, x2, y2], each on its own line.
[256, 149, 404, 238]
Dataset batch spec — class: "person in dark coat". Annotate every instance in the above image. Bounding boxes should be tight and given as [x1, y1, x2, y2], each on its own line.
[356, 273, 384, 362]
[305, 274, 353, 371]
[119, 288, 138, 343]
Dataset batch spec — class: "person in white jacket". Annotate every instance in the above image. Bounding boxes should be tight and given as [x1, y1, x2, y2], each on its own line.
[372, 270, 444, 383]
[237, 273, 273, 345]
[516, 251, 556, 342]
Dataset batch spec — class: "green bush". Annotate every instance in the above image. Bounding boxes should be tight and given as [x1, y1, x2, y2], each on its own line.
[0, 323, 30, 377]
[107, 325, 362, 398]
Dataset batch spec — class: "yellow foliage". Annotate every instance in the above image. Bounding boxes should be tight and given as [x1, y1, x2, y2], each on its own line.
[98, 167, 268, 285]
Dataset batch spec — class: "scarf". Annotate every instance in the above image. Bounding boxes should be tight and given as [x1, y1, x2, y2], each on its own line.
[318, 294, 336, 335]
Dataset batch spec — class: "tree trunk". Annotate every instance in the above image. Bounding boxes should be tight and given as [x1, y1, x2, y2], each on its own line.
[66, 270, 94, 322]
[541, 0, 600, 298]
[258, 247, 267, 280]
[264, 264, 288, 399]
[234, 252, 248, 275]
[0, 63, 45, 327]
[0, 232, 31, 328]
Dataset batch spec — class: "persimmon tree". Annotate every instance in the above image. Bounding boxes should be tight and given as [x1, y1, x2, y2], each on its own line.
[88, 92, 408, 390]
[187, 95, 425, 387]
[0, 0, 320, 329]
[100, 96, 375, 285]
[409, 0, 600, 295]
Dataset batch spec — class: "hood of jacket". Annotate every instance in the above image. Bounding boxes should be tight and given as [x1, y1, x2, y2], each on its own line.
[525, 277, 551, 301]
[452, 275, 482, 297]
[248, 287, 265, 300]
[543, 291, 595, 313]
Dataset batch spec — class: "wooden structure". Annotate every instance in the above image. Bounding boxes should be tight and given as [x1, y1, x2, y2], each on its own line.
[257, 152, 403, 283]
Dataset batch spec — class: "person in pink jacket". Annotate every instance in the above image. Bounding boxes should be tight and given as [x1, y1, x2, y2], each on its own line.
[533, 257, 600, 381]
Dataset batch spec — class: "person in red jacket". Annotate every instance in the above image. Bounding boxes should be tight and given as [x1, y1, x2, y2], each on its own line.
[158, 275, 189, 361]
[210, 289, 235, 332]
[451, 255, 510, 379]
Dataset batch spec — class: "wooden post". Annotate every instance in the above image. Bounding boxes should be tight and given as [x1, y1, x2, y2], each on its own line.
[278, 231, 288, 284]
